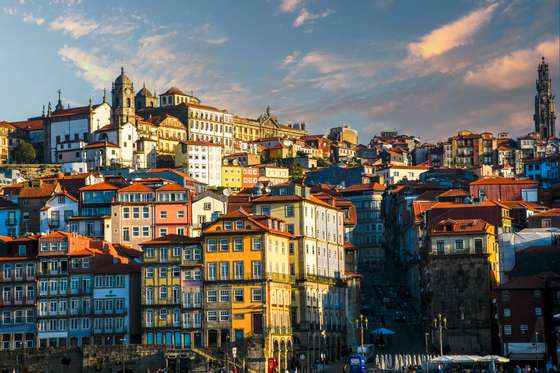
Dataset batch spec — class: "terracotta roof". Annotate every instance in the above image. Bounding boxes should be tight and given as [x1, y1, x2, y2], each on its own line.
[156, 182, 187, 192]
[141, 234, 202, 245]
[186, 102, 227, 113]
[85, 141, 119, 149]
[413, 201, 437, 222]
[162, 87, 187, 96]
[379, 164, 429, 170]
[79, 182, 119, 191]
[9, 119, 44, 131]
[95, 124, 117, 132]
[252, 194, 337, 209]
[470, 177, 539, 186]
[437, 189, 470, 197]
[431, 218, 492, 235]
[117, 183, 154, 193]
[50, 104, 101, 118]
[206, 209, 293, 238]
[52, 190, 78, 203]
[339, 183, 386, 194]
[19, 183, 58, 199]
[531, 208, 560, 217]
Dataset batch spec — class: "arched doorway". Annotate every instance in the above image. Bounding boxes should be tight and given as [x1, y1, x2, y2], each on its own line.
[280, 340, 286, 371]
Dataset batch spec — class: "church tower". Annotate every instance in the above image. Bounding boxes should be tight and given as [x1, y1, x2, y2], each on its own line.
[534, 57, 556, 139]
[111, 67, 135, 125]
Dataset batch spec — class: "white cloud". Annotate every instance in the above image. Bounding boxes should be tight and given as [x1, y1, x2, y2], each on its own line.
[278, 0, 301, 13]
[407, 3, 497, 59]
[293, 8, 333, 28]
[2, 7, 18, 16]
[282, 51, 377, 91]
[464, 37, 560, 90]
[189, 23, 228, 45]
[281, 51, 301, 67]
[22, 13, 45, 25]
[50, 14, 98, 39]
[58, 46, 116, 90]
[49, 0, 83, 6]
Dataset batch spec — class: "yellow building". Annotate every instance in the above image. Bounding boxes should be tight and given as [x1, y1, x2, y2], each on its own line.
[233, 108, 307, 143]
[429, 218, 500, 283]
[140, 235, 191, 347]
[0, 122, 15, 164]
[221, 165, 243, 190]
[256, 165, 290, 185]
[202, 209, 293, 371]
[136, 114, 187, 155]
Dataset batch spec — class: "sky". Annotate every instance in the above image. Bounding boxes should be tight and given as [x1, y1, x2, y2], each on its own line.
[0, 0, 558, 143]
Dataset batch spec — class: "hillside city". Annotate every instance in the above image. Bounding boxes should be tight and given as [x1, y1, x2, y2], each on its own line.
[0, 56, 558, 372]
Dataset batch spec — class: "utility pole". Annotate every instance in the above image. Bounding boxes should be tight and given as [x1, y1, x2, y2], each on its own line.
[433, 314, 447, 357]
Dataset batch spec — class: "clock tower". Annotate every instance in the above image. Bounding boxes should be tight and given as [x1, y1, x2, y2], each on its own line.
[111, 67, 136, 125]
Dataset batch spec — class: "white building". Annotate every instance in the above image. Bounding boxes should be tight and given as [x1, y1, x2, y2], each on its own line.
[91, 122, 139, 167]
[186, 104, 234, 153]
[45, 99, 111, 163]
[159, 87, 200, 107]
[84, 142, 121, 170]
[191, 191, 228, 237]
[174, 140, 222, 187]
[39, 191, 79, 233]
[375, 165, 429, 186]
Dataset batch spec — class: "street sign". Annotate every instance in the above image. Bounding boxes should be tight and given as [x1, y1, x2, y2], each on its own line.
[232, 347, 237, 358]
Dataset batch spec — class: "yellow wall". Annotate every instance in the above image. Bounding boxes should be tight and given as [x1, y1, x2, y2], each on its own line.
[221, 166, 243, 190]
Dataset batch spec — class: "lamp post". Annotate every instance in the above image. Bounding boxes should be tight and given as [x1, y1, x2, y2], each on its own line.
[120, 336, 127, 373]
[433, 314, 447, 357]
[535, 331, 539, 372]
[355, 314, 368, 355]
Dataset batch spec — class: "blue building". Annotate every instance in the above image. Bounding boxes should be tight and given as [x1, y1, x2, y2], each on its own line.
[304, 165, 370, 187]
[0, 198, 20, 237]
[524, 155, 560, 190]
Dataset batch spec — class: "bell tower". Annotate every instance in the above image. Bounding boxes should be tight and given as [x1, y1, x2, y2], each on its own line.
[534, 57, 556, 139]
[111, 67, 135, 125]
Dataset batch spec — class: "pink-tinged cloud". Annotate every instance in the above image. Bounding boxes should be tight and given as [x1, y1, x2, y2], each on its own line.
[408, 3, 497, 59]
[463, 38, 560, 90]
[278, 0, 301, 13]
[293, 8, 333, 28]
[49, 14, 98, 39]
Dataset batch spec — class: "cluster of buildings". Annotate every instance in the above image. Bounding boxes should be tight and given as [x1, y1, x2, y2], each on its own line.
[0, 57, 558, 369]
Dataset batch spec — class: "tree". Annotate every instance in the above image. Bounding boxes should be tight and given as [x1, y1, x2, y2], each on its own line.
[289, 163, 304, 182]
[13, 141, 36, 164]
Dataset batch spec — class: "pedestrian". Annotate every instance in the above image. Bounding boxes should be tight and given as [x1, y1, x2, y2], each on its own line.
[515, 365, 522, 373]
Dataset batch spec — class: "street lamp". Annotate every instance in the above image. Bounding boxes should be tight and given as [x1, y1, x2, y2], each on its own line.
[120, 336, 127, 373]
[433, 314, 447, 357]
[355, 314, 368, 356]
[535, 331, 539, 372]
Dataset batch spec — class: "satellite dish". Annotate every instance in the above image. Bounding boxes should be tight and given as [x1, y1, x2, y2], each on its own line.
[223, 189, 231, 197]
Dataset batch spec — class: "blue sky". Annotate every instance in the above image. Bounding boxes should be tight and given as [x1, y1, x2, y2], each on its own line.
[0, 0, 558, 142]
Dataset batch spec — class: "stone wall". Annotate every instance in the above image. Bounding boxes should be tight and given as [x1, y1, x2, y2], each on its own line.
[0, 164, 61, 180]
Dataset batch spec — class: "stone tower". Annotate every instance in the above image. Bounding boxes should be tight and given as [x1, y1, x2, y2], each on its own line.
[534, 57, 556, 139]
[111, 67, 135, 125]
[135, 83, 158, 110]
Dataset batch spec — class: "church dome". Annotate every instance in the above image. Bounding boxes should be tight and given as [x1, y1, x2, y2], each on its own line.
[136, 84, 154, 98]
[114, 67, 132, 86]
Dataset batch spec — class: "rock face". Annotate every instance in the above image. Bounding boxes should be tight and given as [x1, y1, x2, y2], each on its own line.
[426, 255, 494, 354]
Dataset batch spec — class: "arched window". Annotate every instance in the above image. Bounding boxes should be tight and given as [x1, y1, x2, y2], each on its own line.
[127, 98, 131, 107]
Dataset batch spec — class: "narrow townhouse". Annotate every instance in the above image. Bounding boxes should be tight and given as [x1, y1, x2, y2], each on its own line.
[202, 209, 293, 371]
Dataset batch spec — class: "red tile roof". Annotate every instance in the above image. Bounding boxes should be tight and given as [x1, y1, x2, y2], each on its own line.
[118, 183, 154, 193]
[141, 234, 202, 245]
[156, 182, 187, 192]
[162, 87, 187, 96]
[431, 218, 492, 235]
[470, 177, 539, 186]
[9, 119, 44, 131]
[19, 183, 58, 199]
[85, 141, 119, 149]
[531, 208, 560, 217]
[340, 183, 386, 192]
[50, 104, 101, 118]
[79, 182, 119, 191]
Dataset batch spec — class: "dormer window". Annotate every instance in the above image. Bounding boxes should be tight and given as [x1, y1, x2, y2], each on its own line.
[235, 220, 244, 230]
[224, 221, 232, 230]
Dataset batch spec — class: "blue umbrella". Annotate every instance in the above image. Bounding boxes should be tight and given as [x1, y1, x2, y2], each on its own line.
[372, 327, 396, 335]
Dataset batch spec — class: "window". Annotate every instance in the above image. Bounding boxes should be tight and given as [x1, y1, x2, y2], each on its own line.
[535, 307, 542, 316]
[145, 247, 155, 258]
[207, 263, 217, 281]
[133, 207, 140, 219]
[520, 324, 529, 335]
[159, 309, 168, 320]
[123, 208, 130, 219]
[219, 289, 230, 302]
[234, 261, 244, 280]
[252, 261, 262, 279]
[454, 240, 464, 252]
[207, 290, 217, 303]
[534, 290, 541, 298]
[159, 228, 168, 237]
[224, 221, 232, 230]
[436, 240, 444, 254]
[160, 211, 167, 219]
[159, 287, 168, 300]
[234, 288, 244, 302]
[143, 206, 149, 219]
[542, 218, 551, 228]
[219, 311, 230, 321]
[219, 238, 229, 252]
[233, 238, 243, 252]
[203, 202, 211, 210]
[474, 239, 483, 254]
[251, 288, 263, 302]
[207, 311, 217, 321]
[207, 239, 217, 252]
[220, 262, 230, 280]
[252, 237, 262, 251]
[143, 227, 150, 237]
[177, 228, 185, 236]
[287, 224, 294, 234]
[177, 211, 184, 218]
[285, 205, 294, 217]
[503, 308, 511, 317]
[261, 206, 271, 216]
[146, 268, 154, 278]
[133, 227, 139, 237]
[122, 227, 130, 241]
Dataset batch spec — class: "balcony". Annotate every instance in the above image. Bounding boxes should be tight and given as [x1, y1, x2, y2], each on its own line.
[265, 273, 295, 284]
[48, 219, 60, 228]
